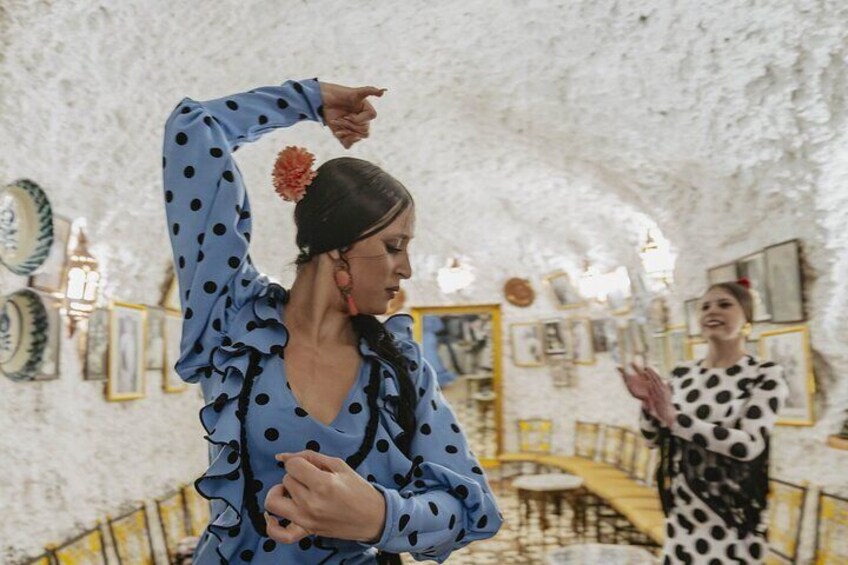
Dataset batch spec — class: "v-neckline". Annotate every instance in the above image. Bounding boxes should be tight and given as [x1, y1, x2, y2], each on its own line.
[282, 355, 367, 429]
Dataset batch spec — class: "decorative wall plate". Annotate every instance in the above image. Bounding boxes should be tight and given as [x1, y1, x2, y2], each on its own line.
[0, 179, 55, 276]
[0, 288, 50, 381]
[504, 277, 535, 307]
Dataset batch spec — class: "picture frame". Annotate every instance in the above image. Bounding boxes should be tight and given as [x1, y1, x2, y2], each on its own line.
[27, 214, 73, 293]
[686, 338, 708, 361]
[684, 298, 701, 337]
[569, 318, 595, 365]
[707, 262, 738, 287]
[34, 293, 62, 381]
[541, 318, 572, 356]
[648, 332, 668, 376]
[84, 307, 110, 381]
[764, 239, 805, 323]
[737, 251, 772, 322]
[664, 325, 687, 373]
[412, 304, 503, 464]
[145, 306, 165, 371]
[615, 323, 634, 366]
[590, 318, 611, 353]
[542, 270, 585, 310]
[163, 309, 187, 393]
[509, 322, 544, 368]
[107, 302, 146, 401]
[759, 325, 815, 426]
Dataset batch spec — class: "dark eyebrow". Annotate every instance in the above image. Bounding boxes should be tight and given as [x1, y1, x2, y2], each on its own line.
[383, 234, 413, 241]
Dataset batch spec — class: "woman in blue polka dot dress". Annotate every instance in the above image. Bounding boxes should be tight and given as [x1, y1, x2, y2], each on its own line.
[621, 281, 788, 564]
[162, 78, 502, 564]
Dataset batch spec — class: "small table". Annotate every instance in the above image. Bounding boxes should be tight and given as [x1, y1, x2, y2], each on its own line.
[546, 543, 657, 564]
[513, 473, 586, 540]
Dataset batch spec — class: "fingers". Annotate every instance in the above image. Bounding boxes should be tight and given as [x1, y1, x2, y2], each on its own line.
[264, 511, 311, 544]
[282, 473, 310, 502]
[332, 116, 370, 136]
[350, 99, 378, 123]
[356, 86, 387, 100]
[277, 451, 345, 473]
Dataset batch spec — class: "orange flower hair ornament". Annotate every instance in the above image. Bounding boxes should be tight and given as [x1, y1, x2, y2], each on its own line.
[272, 146, 317, 202]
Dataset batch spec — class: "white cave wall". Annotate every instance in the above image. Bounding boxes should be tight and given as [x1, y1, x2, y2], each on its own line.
[1, 0, 847, 562]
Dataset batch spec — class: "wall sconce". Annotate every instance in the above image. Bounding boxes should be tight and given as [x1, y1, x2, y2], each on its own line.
[639, 227, 675, 290]
[437, 257, 475, 294]
[64, 227, 100, 336]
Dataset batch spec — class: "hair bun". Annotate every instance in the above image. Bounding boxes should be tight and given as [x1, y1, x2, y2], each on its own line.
[737, 277, 751, 289]
[272, 146, 317, 202]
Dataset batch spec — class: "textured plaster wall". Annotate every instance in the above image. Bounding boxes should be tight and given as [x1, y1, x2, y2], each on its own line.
[1, 0, 847, 562]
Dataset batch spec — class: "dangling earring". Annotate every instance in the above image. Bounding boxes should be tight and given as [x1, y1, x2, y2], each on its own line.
[742, 322, 753, 337]
[333, 256, 359, 317]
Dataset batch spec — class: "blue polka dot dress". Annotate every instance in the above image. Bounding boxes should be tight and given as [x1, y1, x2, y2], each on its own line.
[162, 78, 503, 564]
[639, 357, 788, 564]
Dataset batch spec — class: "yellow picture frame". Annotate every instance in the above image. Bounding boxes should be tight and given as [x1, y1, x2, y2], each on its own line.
[759, 325, 815, 426]
[162, 308, 187, 393]
[107, 302, 147, 401]
[569, 317, 596, 365]
[411, 304, 503, 467]
[685, 338, 708, 361]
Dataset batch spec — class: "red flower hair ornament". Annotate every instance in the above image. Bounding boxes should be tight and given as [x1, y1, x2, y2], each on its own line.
[272, 146, 317, 203]
[736, 277, 751, 289]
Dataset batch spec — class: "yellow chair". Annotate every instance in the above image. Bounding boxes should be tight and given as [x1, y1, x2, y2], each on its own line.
[183, 483, 210, 538]
[497, 418, 553, 486]
[107, 504, 156, 565]
[25, 553, 52, 565]
[814, 489, 848, 565]
[537, 421, 606, 473]
[156, 489, 189, 563]
[767, 478, 808, 564]
[50, 523, 108, 565]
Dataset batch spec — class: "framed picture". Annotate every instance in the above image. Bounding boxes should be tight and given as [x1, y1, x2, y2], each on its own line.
[84, 308, 109, 381]
[163, 310, 187, 393]
[686, 338, 708, 361]
[543, 271, 584, 310]
[34, 294, 62, 381]
[27, 215, 73, 293]
[707, 262, 738, 286]
[664, 325, 687, 372]
[628, 319, 647, 354]
[145, 306, 165, 371]
[648, 333, 668, 376]
[737, 251, 772, 322]
[541, 318, 571, 356]
[684, 298, 701, 337]
[615, 324, 634, 366]
[569, 318, 595, 365]
[606, 266, 632, 315]
[412, 304, 503, 463]
[107, 302, 146, 401]
[759, 326, 815, 426]
[590, 318, 611, 353]
[509, 322, 544, 368]
[765, 239, 804, 323]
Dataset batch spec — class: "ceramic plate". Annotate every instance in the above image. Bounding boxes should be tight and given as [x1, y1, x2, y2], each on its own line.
[0, 179, 55, 275]
[0, 288, 50, 381]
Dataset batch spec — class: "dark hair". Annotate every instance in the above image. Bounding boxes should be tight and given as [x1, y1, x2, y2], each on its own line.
[706, 282, 754, 323]
[292, 159, 417, 562]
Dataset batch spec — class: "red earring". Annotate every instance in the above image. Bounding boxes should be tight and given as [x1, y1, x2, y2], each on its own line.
[333, 261, 359, 316]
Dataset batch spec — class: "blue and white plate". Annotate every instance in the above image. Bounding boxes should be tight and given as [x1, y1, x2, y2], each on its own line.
[0, 288, 50, 381]
[0, 179, 55, 276]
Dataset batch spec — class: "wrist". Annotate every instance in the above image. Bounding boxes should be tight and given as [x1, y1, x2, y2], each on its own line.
[361, 485, 387, 544]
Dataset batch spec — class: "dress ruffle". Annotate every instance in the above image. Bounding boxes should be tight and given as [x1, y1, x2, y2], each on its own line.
[194, 282, 289, 563]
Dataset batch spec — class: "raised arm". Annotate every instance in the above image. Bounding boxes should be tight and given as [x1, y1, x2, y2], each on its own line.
[162, 79, 325, 382]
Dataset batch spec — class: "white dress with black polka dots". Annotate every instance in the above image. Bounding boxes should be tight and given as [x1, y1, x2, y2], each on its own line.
[639, 357, 788, 565]
[162, 78, 502, 564]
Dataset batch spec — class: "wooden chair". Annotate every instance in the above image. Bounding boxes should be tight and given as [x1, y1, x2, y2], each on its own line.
[24, 553, 53, 565]
[156, 489, 189, 563]
[767, 478, 808, 564]
[50, 523, 108, 565]
[497, 418, 553, 488]
[107, 504, 156, 565]
[182, 483, 210, 537]
[813, 489, 848, 565]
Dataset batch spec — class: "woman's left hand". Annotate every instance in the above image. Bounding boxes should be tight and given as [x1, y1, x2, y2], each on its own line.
[645, 369, 677, 428]
[264, 451, 387, 544]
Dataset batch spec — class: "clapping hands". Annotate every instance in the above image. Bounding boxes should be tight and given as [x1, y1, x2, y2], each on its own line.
[618, 363, 677, 428]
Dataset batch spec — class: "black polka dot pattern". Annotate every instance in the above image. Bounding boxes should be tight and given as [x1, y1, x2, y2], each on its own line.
[639, 361, 788, 562]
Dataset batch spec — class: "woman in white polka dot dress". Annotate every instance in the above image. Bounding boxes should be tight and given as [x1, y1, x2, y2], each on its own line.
[621, 280, 788, 564]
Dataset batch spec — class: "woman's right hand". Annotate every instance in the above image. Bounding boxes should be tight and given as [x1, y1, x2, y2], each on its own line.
[618, 363, 651, 401]
[319, 82, 387, 149]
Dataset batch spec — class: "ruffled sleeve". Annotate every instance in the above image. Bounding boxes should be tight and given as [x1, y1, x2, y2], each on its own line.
[366, 315, 503, 563]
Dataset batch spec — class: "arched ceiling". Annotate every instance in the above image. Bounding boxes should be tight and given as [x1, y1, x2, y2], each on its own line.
[1, 0, 846, 304]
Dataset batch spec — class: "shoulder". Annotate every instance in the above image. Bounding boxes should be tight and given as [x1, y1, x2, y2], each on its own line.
[382, 313, 429, 386]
